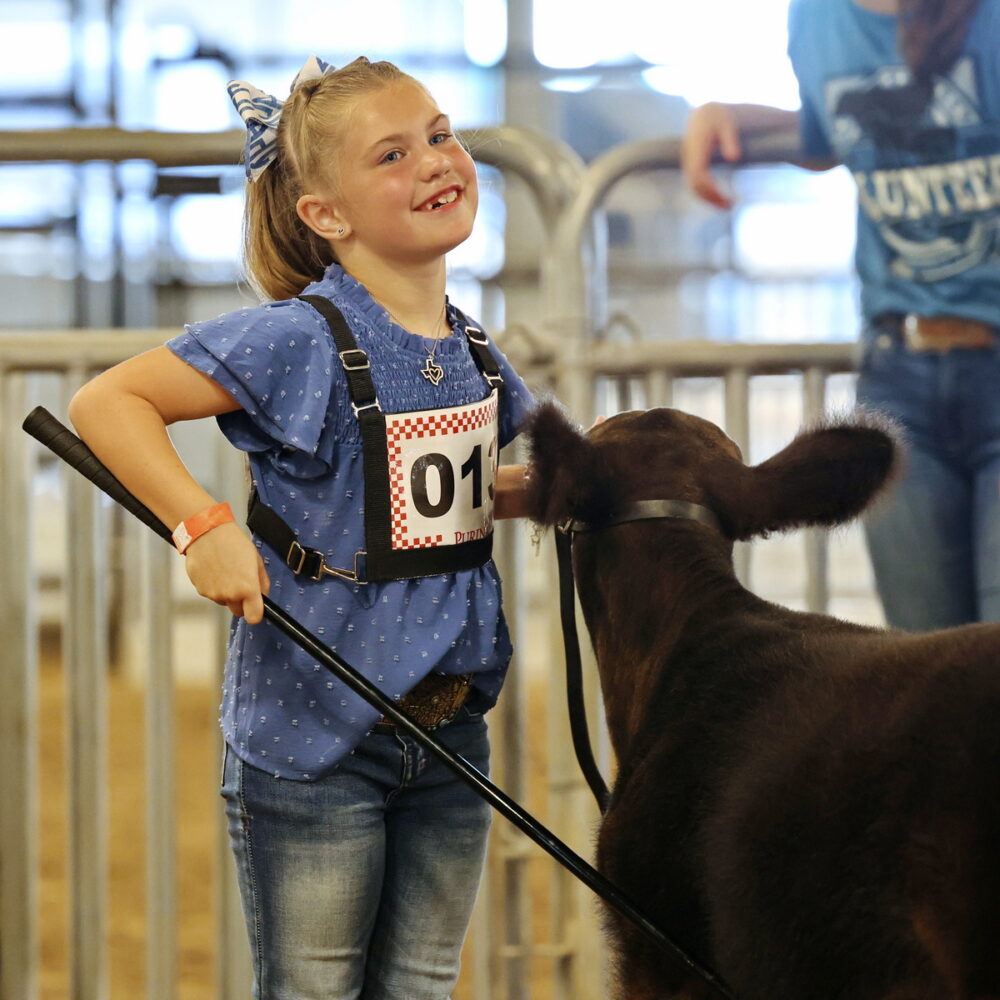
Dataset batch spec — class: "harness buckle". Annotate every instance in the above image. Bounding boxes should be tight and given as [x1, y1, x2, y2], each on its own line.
[330, 551, 368, 585]
[351, 398, 382, 417]
[286, 540, 324, 580]
[339, 348, 370, 371]
[285, 540, 368, 584]
[286, 539, 306, 574]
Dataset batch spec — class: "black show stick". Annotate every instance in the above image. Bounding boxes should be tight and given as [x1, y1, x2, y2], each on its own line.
[22, 404, 736, 1000]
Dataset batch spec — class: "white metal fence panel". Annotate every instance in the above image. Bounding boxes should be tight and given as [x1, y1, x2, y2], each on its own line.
[1, 332, 867, 1000]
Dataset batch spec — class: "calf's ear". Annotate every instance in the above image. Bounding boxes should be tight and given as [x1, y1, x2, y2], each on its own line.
[727, 414, 900, 539]
[522, 401, 619, 527]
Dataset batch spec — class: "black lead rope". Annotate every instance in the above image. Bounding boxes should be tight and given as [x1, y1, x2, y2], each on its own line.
[556, 498, 724, 817]
[553, 499, 737, 997]
[23, 406, 737, 1000]
[556, 528, 612, 813]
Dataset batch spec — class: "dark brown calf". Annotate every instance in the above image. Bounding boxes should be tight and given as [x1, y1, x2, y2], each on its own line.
[524, 401, 1000, 1000]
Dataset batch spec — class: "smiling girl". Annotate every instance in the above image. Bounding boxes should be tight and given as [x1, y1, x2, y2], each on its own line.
[68, 56, 536, 999]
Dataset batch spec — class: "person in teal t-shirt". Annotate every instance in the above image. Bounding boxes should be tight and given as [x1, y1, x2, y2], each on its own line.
[682, 0, 1000, 630]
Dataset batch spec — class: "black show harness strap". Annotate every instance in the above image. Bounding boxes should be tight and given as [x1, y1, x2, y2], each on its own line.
[556, 498, 724, 815]
[555, 528, 612, 813]
[249, 294, 505, 584]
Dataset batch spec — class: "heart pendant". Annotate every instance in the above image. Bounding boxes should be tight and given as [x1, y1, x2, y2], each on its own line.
[420, 359, 445, 385]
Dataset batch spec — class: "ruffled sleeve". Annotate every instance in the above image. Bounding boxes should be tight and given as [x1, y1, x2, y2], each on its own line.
[490, 337, 536, 447]
[166, 298, 341, 477]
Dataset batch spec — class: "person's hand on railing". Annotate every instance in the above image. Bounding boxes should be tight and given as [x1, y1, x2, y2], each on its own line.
[682, 103, 804, 210]
[681, 102, 744, 210]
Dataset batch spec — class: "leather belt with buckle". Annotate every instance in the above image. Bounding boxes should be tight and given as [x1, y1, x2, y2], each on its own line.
[370, 672, 473, 735]
[901, 314, 996, 352]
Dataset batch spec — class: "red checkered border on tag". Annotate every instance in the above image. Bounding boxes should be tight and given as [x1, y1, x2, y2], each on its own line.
[386, 394, 498, 550]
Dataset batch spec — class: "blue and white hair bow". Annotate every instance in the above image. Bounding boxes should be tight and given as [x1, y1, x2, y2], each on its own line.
[227, 55, 334, 181]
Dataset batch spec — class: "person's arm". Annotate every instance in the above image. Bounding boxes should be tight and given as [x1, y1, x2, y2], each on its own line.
[681, 102, 835, 209]
[68, 346, 271, 623]
[493, 464, 530, 520]
[494, 415, 604, 520]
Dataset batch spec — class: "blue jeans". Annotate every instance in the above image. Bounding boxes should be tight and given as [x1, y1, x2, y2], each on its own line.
[221, 707, 492, 1000]
[855, 326, 1000, 629]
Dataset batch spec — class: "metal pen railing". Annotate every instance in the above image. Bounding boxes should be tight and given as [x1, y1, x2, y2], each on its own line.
[1, 120, 869, 1000]
[0, 123, 584, 1000]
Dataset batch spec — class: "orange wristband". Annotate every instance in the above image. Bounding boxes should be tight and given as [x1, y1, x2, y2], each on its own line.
[172, 502, 235, 554]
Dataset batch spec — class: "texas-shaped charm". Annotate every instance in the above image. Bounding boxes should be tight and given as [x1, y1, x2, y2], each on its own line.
[420, 359, 445, 385]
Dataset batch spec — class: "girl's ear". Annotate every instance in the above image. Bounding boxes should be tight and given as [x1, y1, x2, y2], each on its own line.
[296, 194, 349, 241]
[716, 414, 900, 540]
[523, 401, 621, 528]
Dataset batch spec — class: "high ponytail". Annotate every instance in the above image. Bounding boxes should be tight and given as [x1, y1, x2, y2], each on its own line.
[243, 155, 335, 302]
[241, 57, 411, 302]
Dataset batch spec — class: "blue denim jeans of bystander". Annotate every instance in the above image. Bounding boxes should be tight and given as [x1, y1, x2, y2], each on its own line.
[221, 706, 492, 1000]
[855, 324, 1000, 630]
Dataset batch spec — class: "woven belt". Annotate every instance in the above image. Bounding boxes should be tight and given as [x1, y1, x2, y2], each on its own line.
[901, 314, 995, 352]
[371, 672, 473, 734]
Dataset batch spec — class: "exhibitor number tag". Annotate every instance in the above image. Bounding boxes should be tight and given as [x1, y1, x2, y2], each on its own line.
[385, 391, 499, 552]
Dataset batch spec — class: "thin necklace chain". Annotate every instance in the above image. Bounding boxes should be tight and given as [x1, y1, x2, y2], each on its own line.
[422, 303, 449, 363]
[387, 302, 449, 384]
[387, 303, 448, 351]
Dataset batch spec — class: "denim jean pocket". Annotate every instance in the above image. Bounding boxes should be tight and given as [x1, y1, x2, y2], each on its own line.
[454, 703, 485, 723]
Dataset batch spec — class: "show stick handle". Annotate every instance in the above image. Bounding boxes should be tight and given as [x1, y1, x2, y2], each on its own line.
[21, 405, 174, 544]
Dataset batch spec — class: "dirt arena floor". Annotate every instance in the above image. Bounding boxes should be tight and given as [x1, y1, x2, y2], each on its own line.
[38, 633, 218, 999]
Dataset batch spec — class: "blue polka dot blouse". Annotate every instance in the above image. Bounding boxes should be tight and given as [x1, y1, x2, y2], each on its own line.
[166, 263, 536, 780]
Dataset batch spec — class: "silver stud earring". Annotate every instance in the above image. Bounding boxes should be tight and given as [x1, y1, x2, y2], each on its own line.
[337, 227, 345, 236]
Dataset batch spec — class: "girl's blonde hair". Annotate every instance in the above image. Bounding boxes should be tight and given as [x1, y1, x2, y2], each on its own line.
[243, 57, 412, 301]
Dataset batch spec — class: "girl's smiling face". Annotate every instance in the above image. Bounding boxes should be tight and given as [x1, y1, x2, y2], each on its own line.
[329, 79, 478, 267]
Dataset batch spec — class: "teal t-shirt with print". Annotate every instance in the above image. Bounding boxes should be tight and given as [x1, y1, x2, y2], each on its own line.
[788, 0, 1000, 323]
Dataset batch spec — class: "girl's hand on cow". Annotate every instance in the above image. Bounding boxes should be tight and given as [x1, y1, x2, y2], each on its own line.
[681, 102, 743, 210]
[183, 522, 271, 624]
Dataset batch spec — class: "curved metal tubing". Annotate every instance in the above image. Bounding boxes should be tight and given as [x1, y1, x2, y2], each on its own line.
[0, 125, 584, 233]
[547, 128, 803, 327]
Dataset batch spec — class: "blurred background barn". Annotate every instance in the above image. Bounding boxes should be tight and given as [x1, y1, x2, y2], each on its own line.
[0, 2, 880, 997]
